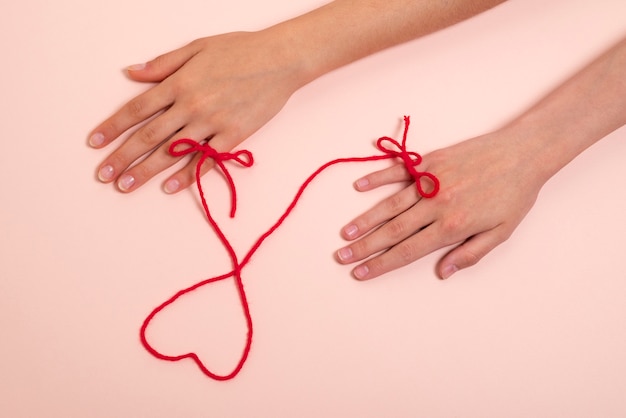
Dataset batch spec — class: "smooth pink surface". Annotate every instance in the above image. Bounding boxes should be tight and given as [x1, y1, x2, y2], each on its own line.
[2, 1, 626, 417]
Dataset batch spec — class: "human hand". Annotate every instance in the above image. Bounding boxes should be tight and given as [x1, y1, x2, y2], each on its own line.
[336, 128, 546, 280]
[89, 31, 304, 193]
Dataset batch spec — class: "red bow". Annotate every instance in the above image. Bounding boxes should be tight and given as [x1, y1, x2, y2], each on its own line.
[376, 116, 439, 198]
[141, 116, 439, 381]
[169, 139, 254, 217]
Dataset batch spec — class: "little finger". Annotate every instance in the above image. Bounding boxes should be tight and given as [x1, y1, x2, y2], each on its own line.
[337, 202, 434, 265]
[350, 222, 456, 280]
[437, 226, 509, 279]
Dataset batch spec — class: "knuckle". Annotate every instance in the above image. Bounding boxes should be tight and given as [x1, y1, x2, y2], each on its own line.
[436, 187, 456, 206]
[440, 212, 468, 236]
[151, 52, 169, 71]
[395, 241, 418, 264]
[355, 214, 373, 233]
[187, 95, 212, 116]
[384, 193, 405, 213]
[132, 162, 152, 182]
[138, 124, 159, 146]
[365, 257, 386, 277]
[350, 238, 370, 259]
[167, 80, 185, 98]
[460, 248, 482, 267]
[384, 219, 407, 240]
[392, 163, 411, 179]
[127, 98, 145, 118]
[434, 178, 465, 204]
[107, 152, 128, 170]
[102, 119, 120, 137]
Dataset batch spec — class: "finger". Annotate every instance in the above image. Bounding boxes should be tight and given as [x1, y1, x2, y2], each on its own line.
[340, 184, 420, 240]
[112, 123, 215, 193]
[162, 133, 241, 194]
[354, 163, 412, 191]
[89, 42, 200, 148]
[126, 41, 201, 83]
[88, 84, 174, 149]
[436, 227, 509, 279]
[348, 221, 460, 281]
[337, 199, 435, 265]
[96, 109, 188, 187]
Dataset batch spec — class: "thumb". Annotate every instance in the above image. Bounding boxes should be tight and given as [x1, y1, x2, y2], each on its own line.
[437, 228, 507, 279]
[126, 41, 199, 82]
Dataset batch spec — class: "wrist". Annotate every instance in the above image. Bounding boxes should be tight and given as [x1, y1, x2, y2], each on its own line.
[261, 0, 509, 88]
[506, 37, 626, 184]
[257, 25, 319, 89]
[259, 4, 359, 87]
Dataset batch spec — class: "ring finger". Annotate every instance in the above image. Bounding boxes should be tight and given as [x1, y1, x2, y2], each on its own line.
[337, 198, 435, 264]
[110, 121, 213, 192]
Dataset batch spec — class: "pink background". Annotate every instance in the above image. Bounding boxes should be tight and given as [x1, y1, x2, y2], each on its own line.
[2, 1, 626, 417]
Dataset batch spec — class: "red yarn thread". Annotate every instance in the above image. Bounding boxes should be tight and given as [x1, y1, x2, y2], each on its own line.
[140, 116, 439, 380]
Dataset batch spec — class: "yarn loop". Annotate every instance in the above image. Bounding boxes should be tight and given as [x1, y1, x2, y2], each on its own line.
[170, 138, 254, 217]
[376, 116, 440, 197]
[140, 116, 439, 380]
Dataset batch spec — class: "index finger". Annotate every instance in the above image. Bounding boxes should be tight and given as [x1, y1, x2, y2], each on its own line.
[88, 83, 174, 148]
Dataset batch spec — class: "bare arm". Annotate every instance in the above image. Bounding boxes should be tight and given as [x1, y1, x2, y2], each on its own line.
[511, 36, 626, 183]
[90, 0, 506, 193]
[272, 0, 506, 84]
[336, 36, 626, 280]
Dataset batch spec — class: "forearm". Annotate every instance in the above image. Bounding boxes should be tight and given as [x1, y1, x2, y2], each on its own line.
[509, 37, 626, 183]
[264, 0, 507, 86]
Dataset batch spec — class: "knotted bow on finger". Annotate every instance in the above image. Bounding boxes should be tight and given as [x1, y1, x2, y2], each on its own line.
[169, 139, 254, 218]
[141, 116, 439, 382]
[376, 116, 439, 198]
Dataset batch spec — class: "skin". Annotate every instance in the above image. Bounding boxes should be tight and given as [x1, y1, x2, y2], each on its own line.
[89, 0, 505, 193]
[89, 0, 625, 281]
[336, 36, 626, 280]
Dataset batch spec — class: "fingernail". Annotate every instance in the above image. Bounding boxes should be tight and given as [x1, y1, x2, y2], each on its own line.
[89, 132, 105, 147]
[164, 178, 180, 194]
[355, 178, 370, 189]
[441, 264, 459, 279]
[337, 247, 353, 262]
[98, 165, 115, 182]
[118, 174, 135, 191]
[344, 224, 358, 239]
[127, 63, 146, 71]
[353, 265, 369, 280]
